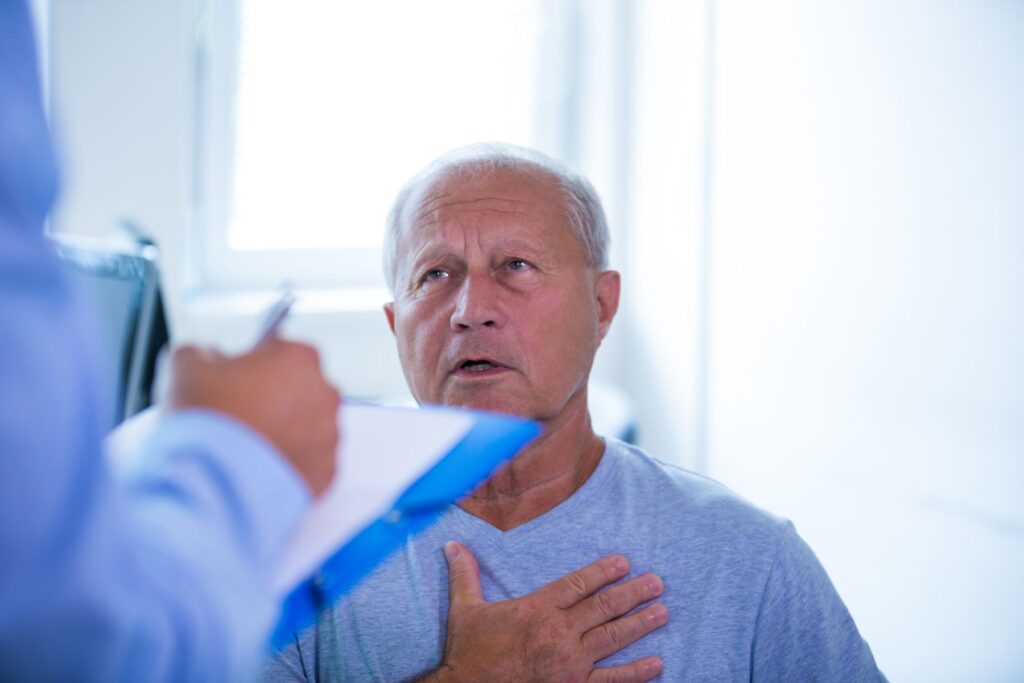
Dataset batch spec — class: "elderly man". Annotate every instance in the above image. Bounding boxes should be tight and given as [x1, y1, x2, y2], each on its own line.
[263, 144, 884, 682]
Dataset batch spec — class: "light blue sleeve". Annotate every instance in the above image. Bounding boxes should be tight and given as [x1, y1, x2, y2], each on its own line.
[0, 1, 312, 680]
[750, 522, 887, 682]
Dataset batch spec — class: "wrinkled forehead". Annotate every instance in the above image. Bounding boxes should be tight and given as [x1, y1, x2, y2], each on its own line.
[398, 166, 571, 243]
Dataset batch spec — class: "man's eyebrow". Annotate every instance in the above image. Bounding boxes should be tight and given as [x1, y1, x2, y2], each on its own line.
[406, 243, 457, 271]
[402, 237, 547, 279]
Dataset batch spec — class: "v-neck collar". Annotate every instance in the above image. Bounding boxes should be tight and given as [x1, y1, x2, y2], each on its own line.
[449, 439, 620, 547]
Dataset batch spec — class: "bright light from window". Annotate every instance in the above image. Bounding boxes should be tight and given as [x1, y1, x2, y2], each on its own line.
[228, 1, 546, 251]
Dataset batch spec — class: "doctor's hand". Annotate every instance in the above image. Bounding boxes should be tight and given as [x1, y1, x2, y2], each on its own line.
[165, 339, 341, 497]
[423, 541, 668, 683]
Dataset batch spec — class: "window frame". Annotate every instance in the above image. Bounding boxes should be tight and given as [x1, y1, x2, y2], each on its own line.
[189, 0, 580, 293]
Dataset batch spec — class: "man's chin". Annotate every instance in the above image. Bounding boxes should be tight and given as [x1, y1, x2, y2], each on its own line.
[436, 391, 533, 419]
[456, 400, 529, 418]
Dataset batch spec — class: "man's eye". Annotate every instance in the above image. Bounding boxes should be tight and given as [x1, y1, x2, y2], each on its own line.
[423, 269, 448, 283]
[508, 259, 530, 272]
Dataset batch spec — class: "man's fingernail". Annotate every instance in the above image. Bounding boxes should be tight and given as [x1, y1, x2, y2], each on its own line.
[645, 657, 664, 675]
[646, 575, 664, 594]
[611, 555, 628, 572]
[444, 541, 460, 562]
[647, 603, 669, 625]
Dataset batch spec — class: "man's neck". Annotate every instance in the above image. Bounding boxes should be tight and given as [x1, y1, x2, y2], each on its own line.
[457, 396, 604, 531]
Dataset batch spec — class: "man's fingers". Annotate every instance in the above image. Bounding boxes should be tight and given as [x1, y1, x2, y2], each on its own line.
[582, 602, 669, 662]
[569, 573, 663, 632]
[444, 541, 483, 609]
[537, 555, 631, 609]
[589, 656, 664, 683]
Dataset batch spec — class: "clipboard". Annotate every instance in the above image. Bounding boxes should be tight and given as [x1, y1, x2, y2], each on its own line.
[269, 402, 541, 649]
[106, 401, 540, 649]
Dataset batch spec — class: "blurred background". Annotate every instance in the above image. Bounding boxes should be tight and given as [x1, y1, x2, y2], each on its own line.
[31, 0, 1023, 679]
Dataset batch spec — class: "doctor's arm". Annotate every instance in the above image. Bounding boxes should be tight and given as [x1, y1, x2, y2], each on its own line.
[0, 3, 341, 676]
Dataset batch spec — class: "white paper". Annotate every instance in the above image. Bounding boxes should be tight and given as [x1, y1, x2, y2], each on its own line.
[273, 402, 472, 594]
[105, 403, 473, 596]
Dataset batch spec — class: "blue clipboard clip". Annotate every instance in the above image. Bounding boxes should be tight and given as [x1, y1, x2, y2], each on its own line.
[269, 408, 541, 650]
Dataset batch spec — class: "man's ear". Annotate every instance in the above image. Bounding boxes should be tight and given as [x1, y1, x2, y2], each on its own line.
[383, 302, 396, 335]
[595, 270, 621, 341]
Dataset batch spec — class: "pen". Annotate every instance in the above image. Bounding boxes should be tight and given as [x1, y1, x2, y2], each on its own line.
[254, 289, 296, 346]
[150, 289, 295, 406]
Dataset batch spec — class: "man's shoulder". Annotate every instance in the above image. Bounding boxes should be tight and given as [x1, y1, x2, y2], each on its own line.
[602, 438, 789, 545]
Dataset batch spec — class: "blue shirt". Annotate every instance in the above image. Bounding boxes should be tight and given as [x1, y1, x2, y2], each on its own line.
[0, 2, 312, 680]
[264, 439, 885, 681]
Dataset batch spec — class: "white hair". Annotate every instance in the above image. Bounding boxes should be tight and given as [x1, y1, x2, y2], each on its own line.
[383, 142, 610, 292]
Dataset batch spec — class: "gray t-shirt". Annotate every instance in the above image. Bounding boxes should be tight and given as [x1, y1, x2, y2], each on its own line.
[263, 439, 884, 681]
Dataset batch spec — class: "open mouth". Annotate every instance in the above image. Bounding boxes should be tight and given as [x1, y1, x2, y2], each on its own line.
[460, 359, 500, 373]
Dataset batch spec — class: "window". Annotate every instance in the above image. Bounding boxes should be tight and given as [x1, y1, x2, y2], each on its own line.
[194, 0, 574, 291]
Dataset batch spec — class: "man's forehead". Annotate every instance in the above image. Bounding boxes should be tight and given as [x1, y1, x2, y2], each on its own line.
[404, 167, 563, 231]
[412, 193, 531, 229]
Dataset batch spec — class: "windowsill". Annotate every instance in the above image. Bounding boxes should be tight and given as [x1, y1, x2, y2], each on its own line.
[182, 285, 393, 318]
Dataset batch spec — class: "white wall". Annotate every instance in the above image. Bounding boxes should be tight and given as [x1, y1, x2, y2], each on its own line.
[624, 0, 710, 469]
[698, 0, 1022, 679]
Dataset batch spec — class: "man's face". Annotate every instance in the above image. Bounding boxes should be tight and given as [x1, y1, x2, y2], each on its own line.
[384, 168, 619, 423]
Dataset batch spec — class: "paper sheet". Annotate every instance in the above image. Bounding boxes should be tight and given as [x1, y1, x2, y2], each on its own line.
[273, 403, 472, 593]
[105, 403, 474, 596]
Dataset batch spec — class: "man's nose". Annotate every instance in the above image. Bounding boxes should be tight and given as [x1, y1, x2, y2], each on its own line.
[450, 272, 504, 330]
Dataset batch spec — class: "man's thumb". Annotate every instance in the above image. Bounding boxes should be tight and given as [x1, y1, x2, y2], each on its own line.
[444, 541, 483, 608]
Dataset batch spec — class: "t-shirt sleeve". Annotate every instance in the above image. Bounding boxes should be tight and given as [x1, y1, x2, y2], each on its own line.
[751, 522, 887, 682]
